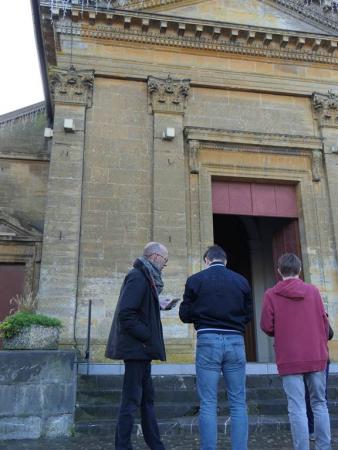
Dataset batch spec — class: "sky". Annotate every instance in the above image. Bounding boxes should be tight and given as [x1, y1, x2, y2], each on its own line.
[0, 0, 44, 116]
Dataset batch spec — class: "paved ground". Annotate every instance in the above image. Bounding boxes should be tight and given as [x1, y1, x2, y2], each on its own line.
[1, 430, 338, 450]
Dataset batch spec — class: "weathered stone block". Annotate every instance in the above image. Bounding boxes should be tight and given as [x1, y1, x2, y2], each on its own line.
[0, 351, 76, 439]
[0, 417, 42, 440]
[42, 383, 76, 414]
[44, 414, 73, 438]
[3, 326, 60, 350]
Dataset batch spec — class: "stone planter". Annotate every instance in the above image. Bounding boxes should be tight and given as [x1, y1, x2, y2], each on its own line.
[3, 325, 60, 350]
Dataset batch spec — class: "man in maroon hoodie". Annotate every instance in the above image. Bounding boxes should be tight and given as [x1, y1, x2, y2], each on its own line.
[260, 253, 331, 450]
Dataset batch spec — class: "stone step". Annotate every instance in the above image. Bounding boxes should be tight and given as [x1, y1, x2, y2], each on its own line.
[75, 398, 338, 422]
[75, 415, 292, 436]
[75, 414, 338, 436]
[76, 386, 338, 405]
[77, 374, 338, 392]
[75, 374, 338, 436]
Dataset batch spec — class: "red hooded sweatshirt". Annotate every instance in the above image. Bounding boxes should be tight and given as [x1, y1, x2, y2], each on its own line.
[260, 278, 329, 376]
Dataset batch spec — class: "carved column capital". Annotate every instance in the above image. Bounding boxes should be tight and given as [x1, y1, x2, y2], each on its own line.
[312, 90, 338, 128]
[148, 74, 190, 114]
[188, 140, 200, 174]
[49, 65, 95, 107]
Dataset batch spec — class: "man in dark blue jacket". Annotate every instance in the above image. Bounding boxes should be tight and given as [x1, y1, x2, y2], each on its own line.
[179, 245, 252, 450]
[106, 242, 168, 450]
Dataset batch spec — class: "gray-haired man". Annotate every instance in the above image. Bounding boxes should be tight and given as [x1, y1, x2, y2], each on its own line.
[106, 242, 168, 450]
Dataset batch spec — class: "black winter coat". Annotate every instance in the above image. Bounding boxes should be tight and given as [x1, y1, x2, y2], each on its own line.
[105, 259, 166, 361]
[179, 262, 252, 334]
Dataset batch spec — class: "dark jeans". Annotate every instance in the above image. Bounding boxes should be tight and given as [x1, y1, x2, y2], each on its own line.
[305, 362, 330, 434]
[115, 360, 165, 450]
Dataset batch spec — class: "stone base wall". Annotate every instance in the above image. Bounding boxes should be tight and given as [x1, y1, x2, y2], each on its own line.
[0, 350, 76, 440]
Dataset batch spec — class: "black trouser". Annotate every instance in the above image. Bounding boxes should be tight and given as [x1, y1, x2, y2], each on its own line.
[115, 360, 165, 450]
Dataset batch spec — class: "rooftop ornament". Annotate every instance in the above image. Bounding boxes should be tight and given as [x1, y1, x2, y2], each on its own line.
[47, 0, 338, 16]
[291, 0, 338, 14]
[49, 0, 132, 11]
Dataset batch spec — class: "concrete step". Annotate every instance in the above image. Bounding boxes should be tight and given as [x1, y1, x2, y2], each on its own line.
[75, 415, 290, 436]
[75, 398, 338, 422]
[75, 374, 338, 435]
[75, 414, 338, 436]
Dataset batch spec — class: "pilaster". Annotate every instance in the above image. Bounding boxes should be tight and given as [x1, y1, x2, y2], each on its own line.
[312, 91, 338, 252]
[187, 139, 202, 275]
[148, 74, 190, 291]
[38, 66, 94, 346]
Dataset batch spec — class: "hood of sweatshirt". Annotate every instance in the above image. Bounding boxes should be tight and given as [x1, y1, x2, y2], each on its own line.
[271, 278, 306, 301]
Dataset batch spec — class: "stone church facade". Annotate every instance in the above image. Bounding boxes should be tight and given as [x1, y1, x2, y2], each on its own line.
[1, 0, 338, 364]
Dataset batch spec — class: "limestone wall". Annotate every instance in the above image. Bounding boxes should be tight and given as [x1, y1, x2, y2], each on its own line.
[67, 74, 338, 362]
[36, 8, 338, 362]
[0, 109, 49, 230]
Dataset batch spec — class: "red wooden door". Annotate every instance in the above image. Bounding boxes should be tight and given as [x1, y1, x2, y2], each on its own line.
[0, 264, 25, 321]
[212, 181, 298, 218]
[272, 220, 303, 282]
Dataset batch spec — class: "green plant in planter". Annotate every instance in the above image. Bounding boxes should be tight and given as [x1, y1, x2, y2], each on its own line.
[0, 292, 62, 350]
[0, 312, 62, 340]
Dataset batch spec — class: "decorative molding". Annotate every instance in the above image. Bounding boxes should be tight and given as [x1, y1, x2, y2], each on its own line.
[185, 127, 322, 182]
[0, 102, 46, 129]
[198, 141, 310, 156]
[184, 127, 322, 150]
[312, 90, 338, 128]
[49, 65, 95, 107]
[43, 7, 338, 65]
[0, 210, 42, 242]
[0, 152, 50, 162]
[312, 149, 323, 181]
[40, 0, 338, 35]
[148, 74, 190, 114]
[188, 139, 200, 173]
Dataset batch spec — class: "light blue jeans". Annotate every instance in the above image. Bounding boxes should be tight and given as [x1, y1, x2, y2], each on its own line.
[196, 333, 248, 450]
[282, 371, 331, 450]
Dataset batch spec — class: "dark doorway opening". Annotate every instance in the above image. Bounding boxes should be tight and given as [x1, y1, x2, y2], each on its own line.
[0, 263, 25, 321]
[0, 263, 25, 349]
[213, 214, 302, 362]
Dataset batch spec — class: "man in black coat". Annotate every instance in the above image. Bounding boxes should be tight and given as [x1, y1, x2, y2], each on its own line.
[179, 245, 252, 450]
[106, 242, 169, 450]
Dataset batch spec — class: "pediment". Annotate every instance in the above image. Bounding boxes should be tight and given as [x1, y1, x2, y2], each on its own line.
[0, 210, 42, 241]
[147, 0, 328, 34]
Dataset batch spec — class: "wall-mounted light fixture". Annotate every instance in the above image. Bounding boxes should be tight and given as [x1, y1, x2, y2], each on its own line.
[44, 128, 53, 138]
[64, 118, 75, 132]
[162, 127, 175, 141]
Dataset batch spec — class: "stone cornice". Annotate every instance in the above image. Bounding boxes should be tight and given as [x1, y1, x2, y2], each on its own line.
[0, 209, 42, 242]
[148, 75, 190, 113]
[49, 12, 338, 65]
[40, 0, 338, 33]
[49, 65, 95, 107]
[0, 102, 46, 128]
[184, 127, 322, 150]
[185, 127, 323, 181]
[312, 90, 338, 128]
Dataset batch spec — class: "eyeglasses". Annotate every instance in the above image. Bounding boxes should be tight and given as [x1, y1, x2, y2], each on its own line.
[152, 253, 168, 264]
